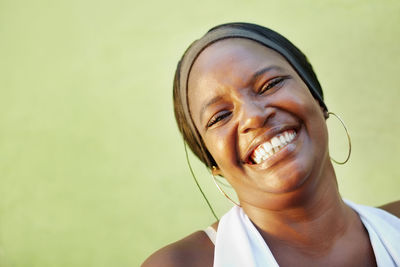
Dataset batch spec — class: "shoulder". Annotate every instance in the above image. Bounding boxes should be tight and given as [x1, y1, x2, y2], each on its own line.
[141, 230, 215, 267]
[378, 200, 400, 218]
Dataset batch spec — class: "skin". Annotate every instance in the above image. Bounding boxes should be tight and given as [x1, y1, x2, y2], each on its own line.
[142, 38, 400, 267]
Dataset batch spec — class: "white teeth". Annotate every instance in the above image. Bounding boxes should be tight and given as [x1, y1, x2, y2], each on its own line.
[259, 149, 267, 158]
[279, 135, 287, 146]
[250, 130, 297, 164]
[254, 148, 263, 159]
[262, 142, 273, 154]
[270, 137, 281, 153]
[253, 149, 264, 164]
[284, 132, 291, 143]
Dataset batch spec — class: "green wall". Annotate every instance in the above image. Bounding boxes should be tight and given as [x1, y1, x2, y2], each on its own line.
[1, 0, 399, 266]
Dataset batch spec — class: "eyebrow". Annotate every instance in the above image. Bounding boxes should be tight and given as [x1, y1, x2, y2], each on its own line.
[199, 65, 284, 124]
[249, 65, 284, 85]
[200, 95, 223, 124]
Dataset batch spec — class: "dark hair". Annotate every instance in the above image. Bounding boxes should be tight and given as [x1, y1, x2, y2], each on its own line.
[173, 22, 327, 169]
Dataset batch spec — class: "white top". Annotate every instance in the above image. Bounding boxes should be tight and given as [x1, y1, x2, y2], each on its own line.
[204, 200, 400, 267]
[203, 226, 217, 244]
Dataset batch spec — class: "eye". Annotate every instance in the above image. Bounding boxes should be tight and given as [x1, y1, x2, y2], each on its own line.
[258, 76, 287, 95]
[207, 110, 232, 128]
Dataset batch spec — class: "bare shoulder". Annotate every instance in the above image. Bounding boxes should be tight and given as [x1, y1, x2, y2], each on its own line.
[141, 230, 214, 267]
[378, 200, 400, 218]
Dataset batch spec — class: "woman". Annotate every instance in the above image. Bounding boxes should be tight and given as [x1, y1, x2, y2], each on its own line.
[143, 23, 400, 267]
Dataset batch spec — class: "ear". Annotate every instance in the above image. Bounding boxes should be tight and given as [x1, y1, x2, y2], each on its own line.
[211, 166, 223, 177]
[319, 104, 329, 119]
[314, 98, 328, 119]
[323, 109, 329, 119]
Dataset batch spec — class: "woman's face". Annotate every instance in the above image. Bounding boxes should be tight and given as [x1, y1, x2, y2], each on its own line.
[188, 38, 330, 207]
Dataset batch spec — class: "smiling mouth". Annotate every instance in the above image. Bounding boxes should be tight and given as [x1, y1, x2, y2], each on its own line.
[249, 130, 297, 164]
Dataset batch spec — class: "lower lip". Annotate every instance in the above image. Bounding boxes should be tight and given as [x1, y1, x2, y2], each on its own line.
[247, 128, 301, 170]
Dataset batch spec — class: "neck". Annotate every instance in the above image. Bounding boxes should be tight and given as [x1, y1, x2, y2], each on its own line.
[240, 163, 357, 255]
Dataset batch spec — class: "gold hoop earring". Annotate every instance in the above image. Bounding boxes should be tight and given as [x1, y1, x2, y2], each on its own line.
[328, 111, 352, 165]
[211, 167, 240, 206]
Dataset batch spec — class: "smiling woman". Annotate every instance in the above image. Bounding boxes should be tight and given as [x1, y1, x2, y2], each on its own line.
[142, 23, 400, 267]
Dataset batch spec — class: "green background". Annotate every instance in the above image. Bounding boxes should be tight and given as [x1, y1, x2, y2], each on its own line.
[1, 0, 399, 266]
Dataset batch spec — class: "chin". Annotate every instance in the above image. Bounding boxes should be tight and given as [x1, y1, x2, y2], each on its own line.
[258, 159, 313, 194]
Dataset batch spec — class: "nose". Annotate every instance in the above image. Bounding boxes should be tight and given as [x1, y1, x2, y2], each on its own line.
[238, 101, 274, 134]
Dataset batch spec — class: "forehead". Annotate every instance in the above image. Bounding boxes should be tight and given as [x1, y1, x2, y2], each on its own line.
[188, 38, 289, 87]
[187, 38, 292, 114]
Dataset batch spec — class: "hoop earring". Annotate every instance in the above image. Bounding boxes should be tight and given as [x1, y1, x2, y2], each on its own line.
[183, 142, 219, 221]
[328, 111, 352, 165]
[211, 167, 240, 206]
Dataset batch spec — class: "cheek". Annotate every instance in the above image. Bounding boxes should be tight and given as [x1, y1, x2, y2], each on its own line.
[204, 127, 238, 169]
[291, 88, 329, 148]
[276, 83, 324, 122]
[271, 84, 328, 143]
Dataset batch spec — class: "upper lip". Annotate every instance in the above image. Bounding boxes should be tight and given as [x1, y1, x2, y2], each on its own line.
[242, 124, 300, 163]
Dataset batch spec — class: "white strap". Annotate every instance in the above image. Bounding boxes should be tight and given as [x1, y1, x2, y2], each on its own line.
[203, 226, 217, 245]
[214, 206, 279, 267]
[345, 199, 400, 266]
[214, 202, 400, 267]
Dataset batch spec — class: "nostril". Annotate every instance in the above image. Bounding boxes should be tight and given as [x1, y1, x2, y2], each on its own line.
[268, 112, 276, 120]
[242, 127, 250, 134]
[239, 108, 275, 134]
